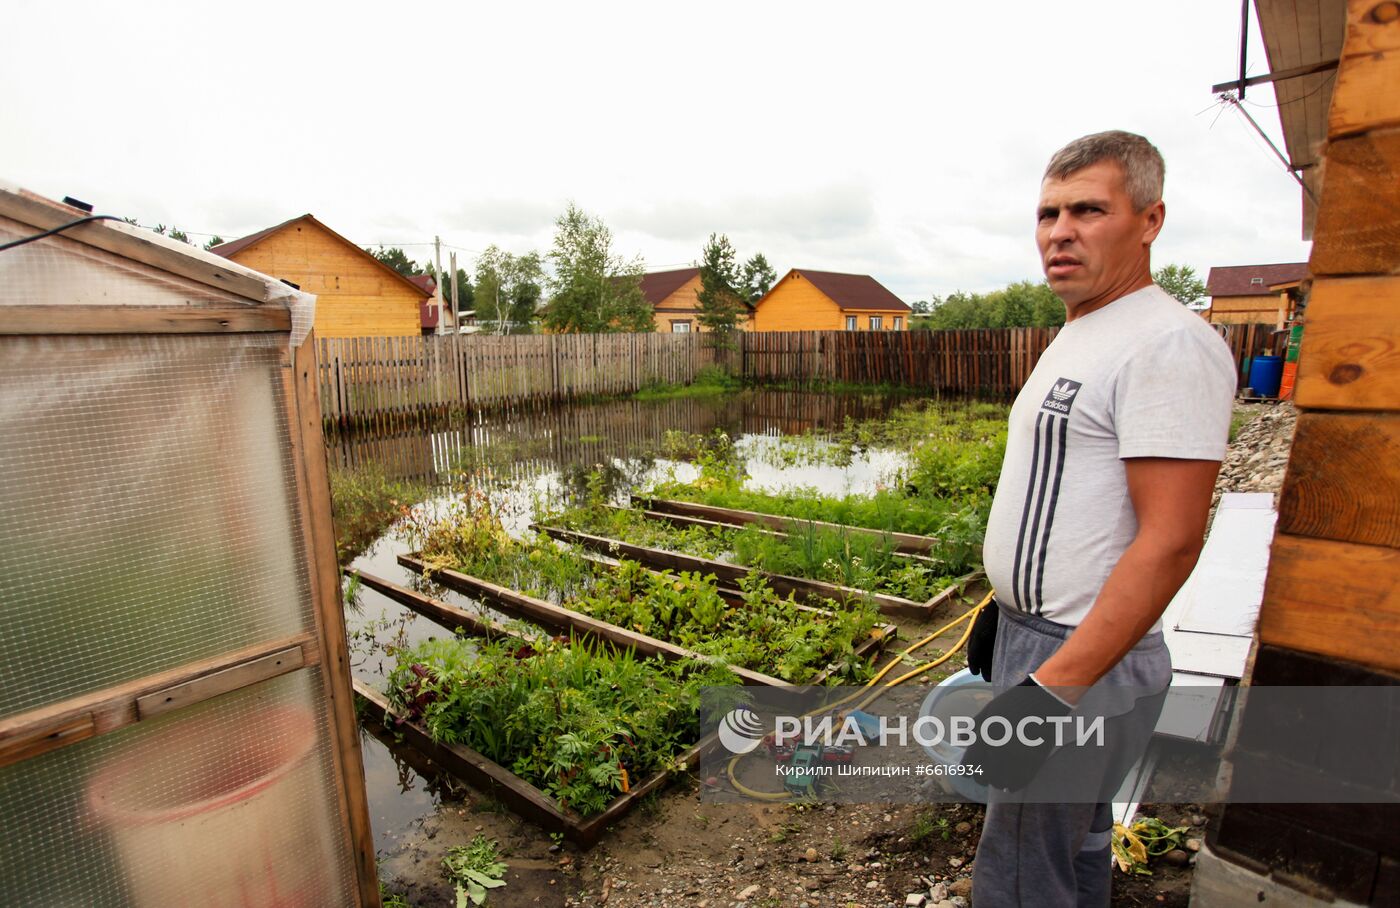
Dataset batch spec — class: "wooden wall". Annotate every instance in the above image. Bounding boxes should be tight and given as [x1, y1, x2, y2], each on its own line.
[649, 275, 756, 333]
[227, 220, 425, 338]
[1208, 3, 1400, 904]
[752, 270, 909, 331]
[1208, 292, 1288, 326]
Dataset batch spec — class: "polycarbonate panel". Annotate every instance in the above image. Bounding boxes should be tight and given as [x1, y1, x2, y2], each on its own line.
[0, 669, 355, 907]
[0, 333, 314, 717]
[0, 213, 316, 346]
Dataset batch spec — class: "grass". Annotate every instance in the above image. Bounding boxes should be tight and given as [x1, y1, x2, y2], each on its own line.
[329, 463, 431, 564]
[1228, 406, 1257, 444]
[642, 397, 1007, 545]
[633, 365, 743, 400]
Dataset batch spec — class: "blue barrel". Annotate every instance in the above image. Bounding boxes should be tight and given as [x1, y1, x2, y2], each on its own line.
[1248, 355, 1284, 398]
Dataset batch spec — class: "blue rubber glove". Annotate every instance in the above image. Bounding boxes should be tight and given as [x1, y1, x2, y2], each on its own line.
[961, 676, 1073, 791]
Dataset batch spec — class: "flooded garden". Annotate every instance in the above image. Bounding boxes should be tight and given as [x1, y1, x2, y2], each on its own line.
[330, 385, 1204, 907]
[330, 386, 1019, 901]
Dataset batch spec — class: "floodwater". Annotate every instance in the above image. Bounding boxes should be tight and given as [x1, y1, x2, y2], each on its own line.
[341, 388, 929, 857]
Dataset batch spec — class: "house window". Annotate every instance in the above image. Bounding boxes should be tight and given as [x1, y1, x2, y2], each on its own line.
[893, 316, 903, 330]
[845, 316, 857, 331]
[869, 316, 883, 330]
[670, 320, 692, 333]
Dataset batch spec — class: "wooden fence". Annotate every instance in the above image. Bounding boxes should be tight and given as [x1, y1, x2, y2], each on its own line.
[317, 323, 1282, 428]
[741, 328, 1057, 394]
[317, 333, 719, 429]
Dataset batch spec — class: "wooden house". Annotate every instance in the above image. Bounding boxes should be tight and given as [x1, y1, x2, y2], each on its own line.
[211, 215, 430, 338]
[751, 269, 911, 332]
[1204, 262, 1308, 326]
[638, 267, 752, 333]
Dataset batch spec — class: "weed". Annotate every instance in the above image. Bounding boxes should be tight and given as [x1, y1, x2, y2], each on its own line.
[909, 809, 952, 844]
[443, 834, 508, 906]
[633, 366, 742, 401]
[379, 883, 414, 908]
[830, 838, 847, 861]
[329, 463, 431, 564]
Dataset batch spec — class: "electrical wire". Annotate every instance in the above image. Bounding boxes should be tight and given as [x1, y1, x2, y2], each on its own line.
[0, 214, 127, 253]
[724, 591, 994, 801]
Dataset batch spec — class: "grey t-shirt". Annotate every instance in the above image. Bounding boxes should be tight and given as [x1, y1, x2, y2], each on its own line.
[982, 284, 1237, 629]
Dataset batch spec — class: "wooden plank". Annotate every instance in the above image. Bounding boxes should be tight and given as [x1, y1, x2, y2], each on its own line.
[136, 645, 305, 719]
[1257, 533, 1400, 674]
[633, 495, 951, 556]
[1345, 0, 1400, 55]
[0, 305, 291, 335]
[1278, 411, 1400, 547]
[615, 505, 946, 567]
[285, 331, 381, 907]
[353, 681, 586, 839]
[1329, 48, 1400, 138]
[0, 632, 317, 770]
[394, 555, 787, 687]
[356, 570, 551, 641]
[0, 190, 275, 302]
[1310, 127, 1400, 275]
[355, 679, 713, 846]
[1294, 276, 1400, 409]
[534, 524, 932, 618]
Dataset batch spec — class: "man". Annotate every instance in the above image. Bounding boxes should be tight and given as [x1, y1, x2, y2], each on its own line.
[962, 131, 1237, 906]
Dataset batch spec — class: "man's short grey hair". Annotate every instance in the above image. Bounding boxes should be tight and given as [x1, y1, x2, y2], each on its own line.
[1044, 131, 1165, 211]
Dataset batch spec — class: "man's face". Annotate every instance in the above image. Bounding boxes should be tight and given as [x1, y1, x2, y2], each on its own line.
[1035, 160, 1163, 307]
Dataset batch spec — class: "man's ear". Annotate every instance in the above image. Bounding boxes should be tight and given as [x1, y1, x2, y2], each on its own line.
[1142, 200, 1166, 246]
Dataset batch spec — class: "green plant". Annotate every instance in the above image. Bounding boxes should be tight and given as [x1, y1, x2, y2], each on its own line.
[443, 834, 508, 906]
[388, 635, 740, 817]
[909, 810, 953, 844]
[379, 883, 414, 908]
[329, 464, 431, 564]
[1111, 817, 1191, 875]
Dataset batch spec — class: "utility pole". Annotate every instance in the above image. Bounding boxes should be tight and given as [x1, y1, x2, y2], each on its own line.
[433, 236, 445, 334]
[449, 251, 459, 336]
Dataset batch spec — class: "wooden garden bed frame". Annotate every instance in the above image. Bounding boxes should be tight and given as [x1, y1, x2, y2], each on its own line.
[632, 495, 985, 559]
[599, 503, 944, 566]
[386, 559, 896, 687]
[532, 524, 938, 619]
[350, 569, 890, 845]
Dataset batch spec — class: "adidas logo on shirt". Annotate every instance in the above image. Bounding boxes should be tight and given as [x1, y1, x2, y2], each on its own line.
[1040, 378, 1083, 415]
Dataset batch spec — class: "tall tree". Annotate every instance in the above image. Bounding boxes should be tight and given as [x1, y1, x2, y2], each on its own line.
[1153, 263, 1208, 306]
[203, 235, 224, 251]
[475, 246, 544, 335]
[542, 204, 652, 333]
[739, 253, 777, 304]
[365, 246, 424, 278]
[920, 280, 1065, 329]
[696, 233, 747, 337]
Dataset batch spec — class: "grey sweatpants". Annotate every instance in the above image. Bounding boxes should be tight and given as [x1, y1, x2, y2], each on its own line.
[971, 603, 1171, 908]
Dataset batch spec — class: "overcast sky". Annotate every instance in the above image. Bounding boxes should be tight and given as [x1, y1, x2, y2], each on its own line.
[3, 1, 1312, 302]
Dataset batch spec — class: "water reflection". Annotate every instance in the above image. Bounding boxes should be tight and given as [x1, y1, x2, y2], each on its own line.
[326, 388, 919, 485]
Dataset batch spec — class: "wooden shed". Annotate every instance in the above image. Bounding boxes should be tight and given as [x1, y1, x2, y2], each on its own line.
[211, 214, 430, 338]
[1204, 261, 1308, 325]
[0, 188, 379, 906]
[751, 268, 911, 332]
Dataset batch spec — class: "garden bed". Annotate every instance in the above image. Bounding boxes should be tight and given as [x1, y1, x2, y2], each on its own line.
[534, 523, 936, 619]
[392, 555, 895, 687]
[354, 575, 746, 844]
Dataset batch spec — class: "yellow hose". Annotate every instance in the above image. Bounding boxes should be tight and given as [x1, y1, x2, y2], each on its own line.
[724, 591, 994, 800]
